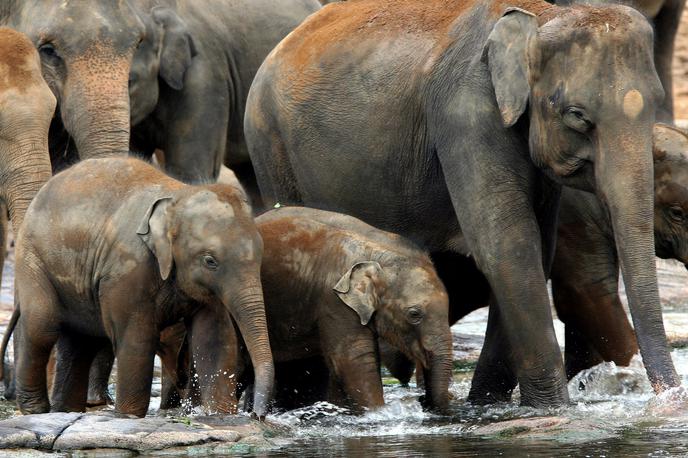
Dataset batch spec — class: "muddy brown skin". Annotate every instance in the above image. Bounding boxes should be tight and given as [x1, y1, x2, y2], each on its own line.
[11, 157, 273, 418]
[162, 207, 453, 414]
[556, 0, 685, 122]
[246, 0, 680, 407]
[0, 27, 55, 399]
[1, 0, 320, 184]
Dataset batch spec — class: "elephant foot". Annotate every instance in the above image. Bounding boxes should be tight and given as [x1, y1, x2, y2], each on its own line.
[86, 390, 113, 407]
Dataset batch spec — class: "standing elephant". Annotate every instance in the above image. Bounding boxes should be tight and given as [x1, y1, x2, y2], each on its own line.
[0, 27, 55, 397]
[384, 124, 688, 387]
[556, 0, 685, 122]
[161, 207, 452, 413]
[1, 0, 320, 183]
[245, 0, 679, 407]
[0, 27, 55, 269]
[9, 157, 273, 418]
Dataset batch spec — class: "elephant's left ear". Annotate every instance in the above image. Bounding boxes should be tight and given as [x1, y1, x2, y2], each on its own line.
[152, 6, 196, 91]
[333, 261, 383, 326]
[137, 196, 174, 280]
[482, 7, 538, 127]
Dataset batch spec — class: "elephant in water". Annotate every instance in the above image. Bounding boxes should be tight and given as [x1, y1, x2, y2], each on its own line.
[1, 0, 321, 184]
[160, 207, 453, 414]
[245, 0, 679, 406]
[2, 157, 273, 418]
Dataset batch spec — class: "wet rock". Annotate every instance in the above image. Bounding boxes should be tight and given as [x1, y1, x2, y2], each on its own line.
[0, 412, 81, 449]
[469, 416, 615, 442]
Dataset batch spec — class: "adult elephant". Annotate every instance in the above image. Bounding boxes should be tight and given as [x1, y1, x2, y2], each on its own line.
[556, 0, 685, 122]
[1, 0, 321, 183]
[0, 27, 55, 280]
[384, 124, 688, 386]
[245, 0, 680, 407]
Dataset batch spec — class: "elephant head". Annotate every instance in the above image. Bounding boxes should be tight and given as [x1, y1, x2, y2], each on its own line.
[129, 6, 195, 125]
[3, 1, 194, 158]
[652, 124, 688, 267]
[0, 27, 54, 228]
[334, 259, 452, 413]
[137, 185, 273, 418]
[483, 5, 679, 390]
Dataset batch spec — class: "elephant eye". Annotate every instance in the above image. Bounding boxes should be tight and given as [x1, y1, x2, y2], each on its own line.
[669, 205, 685, 223]
[38, 43, 61, 62]
[562, 106, 592, 134]
[406, 307, 424, 325]
[202, 254, 219, 270]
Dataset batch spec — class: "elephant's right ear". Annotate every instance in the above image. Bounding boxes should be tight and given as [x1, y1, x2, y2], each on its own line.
[333, 261, 383, 326]
[482, 8, 538, 127]
[152, 6, 196, 91]
[137, 196, 174, 280]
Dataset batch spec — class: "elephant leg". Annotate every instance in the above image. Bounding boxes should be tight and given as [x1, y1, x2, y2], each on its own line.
[467, 296, 517, 404]
[50, 334, 106, 412]
[86, 346, 114, 407]
[188, 308, 239, 414]
[0, 199, 7, 291]
[379, 339, 415, 386]
[321, 319, 383, 412]
[158, 323, 188, 410]
[564, 324, 603, 381]
[113, 327, 158, 417]
[15, 280, 60, 414]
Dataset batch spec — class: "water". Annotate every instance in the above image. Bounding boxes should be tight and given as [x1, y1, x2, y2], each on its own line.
[0, 253, 687, 455]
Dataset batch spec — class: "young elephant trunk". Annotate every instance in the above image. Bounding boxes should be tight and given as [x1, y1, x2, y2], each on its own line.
[420, 328, 453, 414]
[224, 277, 274, 419]
[596, 125, 680, 391]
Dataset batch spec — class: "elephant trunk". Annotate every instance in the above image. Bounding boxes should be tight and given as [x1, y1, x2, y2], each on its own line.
[60, 51, 132, 158]
[420, 327, 453, 414]
[596, 124, 680, 391]
[224, 277, 274, 419]
[1, 138, 52, 228]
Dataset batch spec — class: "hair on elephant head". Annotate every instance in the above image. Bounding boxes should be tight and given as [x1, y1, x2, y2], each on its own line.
[334, 258, 452, 413]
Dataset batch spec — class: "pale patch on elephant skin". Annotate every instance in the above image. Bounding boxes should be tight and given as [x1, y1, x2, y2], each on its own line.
[623, 89, 644, 120]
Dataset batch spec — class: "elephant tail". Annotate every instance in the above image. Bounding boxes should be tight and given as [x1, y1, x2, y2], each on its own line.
[0, 306, 19, 381]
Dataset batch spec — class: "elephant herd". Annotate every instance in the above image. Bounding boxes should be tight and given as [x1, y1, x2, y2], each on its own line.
[0, 0, 685, 421]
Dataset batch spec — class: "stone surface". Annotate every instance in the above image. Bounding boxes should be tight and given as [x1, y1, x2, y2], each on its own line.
[0, 411, 275, 455]
[469, 416, 615, 443]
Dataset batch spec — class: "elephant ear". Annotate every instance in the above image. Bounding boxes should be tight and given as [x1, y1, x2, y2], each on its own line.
[482, 7, 538, 127]
[151, 6, 196, 91]
[137, 196, 174, 280]
[333, 261, 383, 326]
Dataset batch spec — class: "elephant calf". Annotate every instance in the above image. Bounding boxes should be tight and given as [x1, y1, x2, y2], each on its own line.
[11, 157, 274, 418]
[164, 207, 453, 414]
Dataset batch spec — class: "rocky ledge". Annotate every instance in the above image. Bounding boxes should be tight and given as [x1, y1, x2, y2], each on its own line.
[0, 411, 279, 456]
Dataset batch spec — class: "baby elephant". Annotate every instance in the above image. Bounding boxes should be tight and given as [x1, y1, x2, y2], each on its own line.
[13, 157, 273, 418]
[165, 207, 452, 413]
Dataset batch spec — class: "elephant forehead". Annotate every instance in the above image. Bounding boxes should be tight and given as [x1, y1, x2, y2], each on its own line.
[181, 191, 235, 219]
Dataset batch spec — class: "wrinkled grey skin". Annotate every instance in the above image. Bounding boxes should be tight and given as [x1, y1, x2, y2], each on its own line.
[11, 157, 273, 418]
[246, 0, 680, 406]
[161, 207, 453, 414]
[555, 0, 685, 122]
[385, 124, 688, 386]
[1, 0, 320, 183]
[0, 27, 55, 399]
